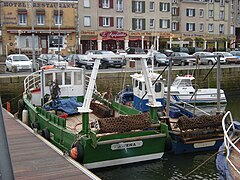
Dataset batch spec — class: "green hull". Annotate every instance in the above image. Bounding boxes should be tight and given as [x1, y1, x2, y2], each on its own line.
[23, 95, 167, 169]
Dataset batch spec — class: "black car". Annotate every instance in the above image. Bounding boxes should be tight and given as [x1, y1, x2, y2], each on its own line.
[66, 54, 95, 69]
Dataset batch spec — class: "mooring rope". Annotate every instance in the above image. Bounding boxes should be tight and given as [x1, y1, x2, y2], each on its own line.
[181, 149, 225, 179]
[2, 93, 23, 106]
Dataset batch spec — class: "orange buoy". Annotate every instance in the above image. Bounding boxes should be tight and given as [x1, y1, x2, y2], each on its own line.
[70, 147, 78, 160]
[41, 65, 55, 70]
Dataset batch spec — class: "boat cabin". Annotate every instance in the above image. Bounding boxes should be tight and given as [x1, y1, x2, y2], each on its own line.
[25, 67, 85, 107]
[130, 72, 165, 112]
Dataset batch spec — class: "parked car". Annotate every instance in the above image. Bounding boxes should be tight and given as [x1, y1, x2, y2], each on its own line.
[152, 52, 168, 66]
[112, 49, 127, 56]
[85, 50, 125, 68]
[5, 54, 32, 72]
[125, 47, 146, 54]
[171, 52, 196, 66]
[229, 51, 240, 63]
[212, 52, 239, 64]
[66, 54, 95, 69]
[37, 54, 65, 68]
[159, 49, 174, 57]
[192, 52, 216, 65]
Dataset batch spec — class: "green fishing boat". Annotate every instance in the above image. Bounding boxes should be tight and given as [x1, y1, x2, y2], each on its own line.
[20, 59, 168, 169]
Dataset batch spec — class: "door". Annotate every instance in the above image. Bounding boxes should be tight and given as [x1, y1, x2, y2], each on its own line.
[40, 36, 48, 54]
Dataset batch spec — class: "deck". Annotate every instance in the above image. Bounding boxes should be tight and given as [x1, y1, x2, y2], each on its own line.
[2, 109, 100, 180]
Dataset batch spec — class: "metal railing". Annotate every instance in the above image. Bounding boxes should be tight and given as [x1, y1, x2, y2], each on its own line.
[222, 111, 240, 175]
[24, 70, 41, 94]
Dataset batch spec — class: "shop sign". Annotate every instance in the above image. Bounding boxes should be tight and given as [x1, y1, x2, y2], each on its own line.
[182, 33, 204, 37]
[100, 31, 127, 38]
[3, 12, 17, 25]
[129, 32, 152, 36]
[81, 31, 97, 35]
[2, 1, 77, 8]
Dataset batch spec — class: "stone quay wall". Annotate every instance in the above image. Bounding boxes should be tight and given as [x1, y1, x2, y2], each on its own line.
[0, 66, 240, 100]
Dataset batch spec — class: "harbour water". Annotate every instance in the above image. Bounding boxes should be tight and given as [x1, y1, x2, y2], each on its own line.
[92, 91, 240, 180]
[1, 91, 240, 180]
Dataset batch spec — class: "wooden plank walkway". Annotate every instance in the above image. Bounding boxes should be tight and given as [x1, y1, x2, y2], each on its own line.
[2, 109, 100, 180]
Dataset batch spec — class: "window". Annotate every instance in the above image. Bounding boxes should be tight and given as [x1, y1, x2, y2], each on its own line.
[103, 17, 110, 26]
[83, 0, 90, 7]
[74, 72, 82, 85]
[84, 16, 91, 27]
[102, 0, 110, 8]
[172, 0, 177, 3]
[172, 22, 177, 30]
[54, 15, 62, 25]
[132, 18, 145, 30]
[220, 0, 224, 6]
[186, 8, 195, 17]
[231, 12, 234, 23]
[219, 11, 224, 20]
[37, 14, 44, 25]
[18, 14, 27, 25]
[209, 0, 213, 3]
[219, 24, 224, 34]
[186, 23, 195, 31]
[230, 25, 234, 35]
[160, 3, 170, 12]
[199, 9, 204, 17]
[155, 82, 161, 93]
[49, 35, 63, 48]
[172, 7, 177, 15]
[150, 19, 154, 29]
[150, 2, 154, 11]
[199, 23, 204, 31]
[208, 24, 214, 32]
[116, 17, 123, 29]
[208, 10, 214, 18]
[136, 1, 143, 12]
[136, 18, 143, 30]
[116, 0, 123, 11]
[160, 19, 170, 29]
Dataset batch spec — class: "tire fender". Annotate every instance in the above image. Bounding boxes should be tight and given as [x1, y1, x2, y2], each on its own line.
[17, 99, 25, 120]
[42, 128, 51, 141]
[70, 142, 84, 163]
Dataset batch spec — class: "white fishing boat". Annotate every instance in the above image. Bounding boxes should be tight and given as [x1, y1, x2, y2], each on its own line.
[216, 111, 240, 179]
[165, 75, 227, 104]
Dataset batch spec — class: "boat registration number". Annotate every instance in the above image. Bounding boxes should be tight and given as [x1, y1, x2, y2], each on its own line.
[193, 141, 216, 148]
[111, 141, 143, 150]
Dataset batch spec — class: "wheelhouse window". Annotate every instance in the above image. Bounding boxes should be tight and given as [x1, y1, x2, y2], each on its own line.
[56, 72, 63, 85]
[74, 71, 82, 85]
[155, 82, 162, 93]
[45, 73, 53, 86]
[139, 82, 142, 90]
[65, 72, 71, 85]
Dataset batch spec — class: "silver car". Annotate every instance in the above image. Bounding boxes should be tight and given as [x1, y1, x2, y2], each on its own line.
[5, 54, 32, 72]
[192, 52, 216, 65]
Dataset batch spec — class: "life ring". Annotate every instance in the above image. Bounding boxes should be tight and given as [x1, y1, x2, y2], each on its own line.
[70, 142, 84, 163]
[41, 65, 55, 70]
[184, 74, 192, 77]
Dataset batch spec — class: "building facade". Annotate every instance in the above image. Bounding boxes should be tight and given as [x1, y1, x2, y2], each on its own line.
[0, 0, 238, 56]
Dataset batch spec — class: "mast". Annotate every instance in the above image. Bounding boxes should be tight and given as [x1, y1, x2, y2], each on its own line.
[31, 0, 36, 71]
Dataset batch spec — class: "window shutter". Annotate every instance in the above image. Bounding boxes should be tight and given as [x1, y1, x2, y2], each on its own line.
[186, 9, 189, 16]
[167, 20, 170, 28]
[132, 1, 135, 12]
[110, 17, 114, 26]
[176, 7, 179, 16]
[160, 19, 162, 28]
[176, 22, 179, 30]
[160, 3, 163, 11]
[142, 2, 145, 13]
[99, 17, 103, 26]
[142, 19, 146, 30]
[167, 3, 170, 12]
[186, 23, 189, 31]
[193, 24, 195, 31]
[110, 0, 113, 8]
[193, 9, 195, 16]
[99, 0, 102, 8]
[132, 18, 136, 30]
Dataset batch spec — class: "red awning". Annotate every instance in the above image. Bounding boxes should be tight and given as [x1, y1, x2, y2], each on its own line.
[90, 38, 97, 41]
[129, 38, 142, 41]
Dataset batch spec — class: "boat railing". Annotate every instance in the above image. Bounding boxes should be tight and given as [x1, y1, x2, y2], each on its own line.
[222, 111, 240, 174]
[24, 70, 41, 94]
[181, 101, 210, 116]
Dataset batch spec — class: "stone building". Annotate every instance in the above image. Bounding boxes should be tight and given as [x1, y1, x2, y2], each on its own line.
[0, 0, 238, 55]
